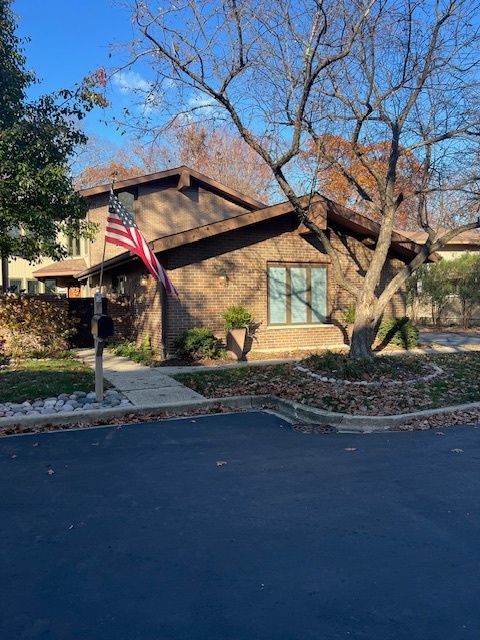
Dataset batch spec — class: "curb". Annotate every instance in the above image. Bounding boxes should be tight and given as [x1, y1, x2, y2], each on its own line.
[1, 394, 480, 435]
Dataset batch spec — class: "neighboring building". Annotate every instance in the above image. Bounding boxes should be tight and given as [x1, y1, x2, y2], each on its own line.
[1, 166, 432, 355]
[402, 229, 480, 325]
[0, 234, 88, 296]
[402, 229, 480, 261]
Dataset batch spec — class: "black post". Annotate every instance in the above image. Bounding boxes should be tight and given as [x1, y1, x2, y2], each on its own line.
[1, 256, 9, 292]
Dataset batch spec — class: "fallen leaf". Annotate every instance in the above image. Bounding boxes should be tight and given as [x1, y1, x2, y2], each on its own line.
[216, 460, 227, 467]
[47, 468, 55, 475]
[11, 454, 17, 459]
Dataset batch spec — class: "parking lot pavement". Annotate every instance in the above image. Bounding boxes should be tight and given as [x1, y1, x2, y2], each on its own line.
[1, 411, 480, 639]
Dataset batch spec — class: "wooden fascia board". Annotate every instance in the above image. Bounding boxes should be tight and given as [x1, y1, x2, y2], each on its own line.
[79, 165, 265, 210]
[79, 167, 183, 197]
[177, 169, 191, 191]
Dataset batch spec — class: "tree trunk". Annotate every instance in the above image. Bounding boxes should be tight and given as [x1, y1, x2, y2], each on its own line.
[1, 256, 8, 293]
[349, 303, 377, 360]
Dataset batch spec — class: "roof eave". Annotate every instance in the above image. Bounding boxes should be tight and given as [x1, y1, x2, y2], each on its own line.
[78, 165, 266, 211]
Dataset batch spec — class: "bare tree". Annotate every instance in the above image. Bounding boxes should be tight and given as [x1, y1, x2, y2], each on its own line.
[120, 0, 480, 358]
[74, 125, 273, 199]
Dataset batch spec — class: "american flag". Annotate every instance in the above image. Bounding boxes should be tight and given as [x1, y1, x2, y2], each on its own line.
[106, 191, 178, 296]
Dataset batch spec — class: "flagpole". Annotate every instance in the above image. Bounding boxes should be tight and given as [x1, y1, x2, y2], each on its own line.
[98, 170, 117, 294]
[93, 170, 118, 402]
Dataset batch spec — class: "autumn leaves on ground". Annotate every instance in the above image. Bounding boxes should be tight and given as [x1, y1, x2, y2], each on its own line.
[175, 353, 480, 417]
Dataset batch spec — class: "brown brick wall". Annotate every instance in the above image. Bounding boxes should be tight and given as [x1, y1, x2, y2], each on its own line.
[98, 215, 407, 355]
[162, 216, 406, 353]
[86, 181, 251, 267]
[92, 267, 164, 351]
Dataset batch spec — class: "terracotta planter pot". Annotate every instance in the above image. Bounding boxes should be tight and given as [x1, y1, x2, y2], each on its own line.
[226, 327, 247, 361]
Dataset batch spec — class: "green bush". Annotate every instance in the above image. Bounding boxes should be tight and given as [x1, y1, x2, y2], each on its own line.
[222, 305, 253, 331]
[110, 338, 156, 365]
[375, 317, 418, 349]
[174, 328, 219, 360]
[341, 304, 356, 325]
[0, 295, 76, 358]
[303, 349, 423, 380]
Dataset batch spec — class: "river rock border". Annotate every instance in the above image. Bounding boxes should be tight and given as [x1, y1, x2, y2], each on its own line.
[295, 363, 444, 387]
[0, 389, 132, 418]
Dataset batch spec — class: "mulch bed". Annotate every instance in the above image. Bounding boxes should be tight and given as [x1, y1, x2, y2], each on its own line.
[175, 353, 480, 417]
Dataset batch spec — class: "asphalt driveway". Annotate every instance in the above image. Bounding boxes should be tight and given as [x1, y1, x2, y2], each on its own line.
[1, 412, 480, 639]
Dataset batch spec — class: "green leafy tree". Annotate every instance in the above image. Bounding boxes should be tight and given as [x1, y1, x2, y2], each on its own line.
[419, 261, 456, 326]
[451, 254, 480, 329]
[0, 0, 106, 288]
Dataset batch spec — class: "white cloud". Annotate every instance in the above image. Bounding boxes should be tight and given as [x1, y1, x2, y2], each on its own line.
[187, 93, 217, 111]
[112, 70, 151, 94]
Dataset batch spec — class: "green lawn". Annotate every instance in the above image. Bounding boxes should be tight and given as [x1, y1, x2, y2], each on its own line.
[0, 357, 95, 404]
[174, 352, 480, 416]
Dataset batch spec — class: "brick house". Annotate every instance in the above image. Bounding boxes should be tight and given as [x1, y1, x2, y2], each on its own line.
[35, 166, 429, 357]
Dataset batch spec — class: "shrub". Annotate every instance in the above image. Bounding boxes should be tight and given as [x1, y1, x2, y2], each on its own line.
[222, 305, 253, 331]
[341, 304, 356, 325]
[0, 295, 76, 358]
[110, 338, 156, 365]
[174, 327, 219, 360]
[375, 317, 419, 350]
[302, 350, 423, 380]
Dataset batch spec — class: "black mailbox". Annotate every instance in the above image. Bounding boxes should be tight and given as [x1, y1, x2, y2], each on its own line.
[91, 314, 114, 339]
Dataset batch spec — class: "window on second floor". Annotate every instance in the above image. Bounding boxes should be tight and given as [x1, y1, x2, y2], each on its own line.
[68, 235, 82, 257]
[117, 190, 136, 218]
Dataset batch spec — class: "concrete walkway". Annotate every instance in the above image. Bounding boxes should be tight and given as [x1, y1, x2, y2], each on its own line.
[419, 330, 480, 351]
[77, 349, 205, 407]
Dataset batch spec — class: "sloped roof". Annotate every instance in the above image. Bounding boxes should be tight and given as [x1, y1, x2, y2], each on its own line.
[33, 258, 87, 278]
[79, 165, 266, 211]
[77, 194, 436, 280]
[401, 228, 480, 246]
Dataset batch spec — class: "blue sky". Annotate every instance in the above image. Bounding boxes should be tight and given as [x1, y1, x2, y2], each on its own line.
[13, 0, 137, 145]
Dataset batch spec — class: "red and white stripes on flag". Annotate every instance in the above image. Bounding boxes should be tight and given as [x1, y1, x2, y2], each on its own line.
[106, 191, 178, 297]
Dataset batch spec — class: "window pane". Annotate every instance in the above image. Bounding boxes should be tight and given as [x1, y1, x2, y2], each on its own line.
[27, 280, 39, 294]
[268, 267, 287, 324]
[9, 279, 22, 292]
[290, 267, 308, 323]
[311, 268, 327, 323]
[68, 236, 81, 257]
[44, 279, 57, 294]
[118, 191, 135, 216]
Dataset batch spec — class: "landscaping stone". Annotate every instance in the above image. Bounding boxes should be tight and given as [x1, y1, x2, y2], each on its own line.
[0, 389, 132, 418]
